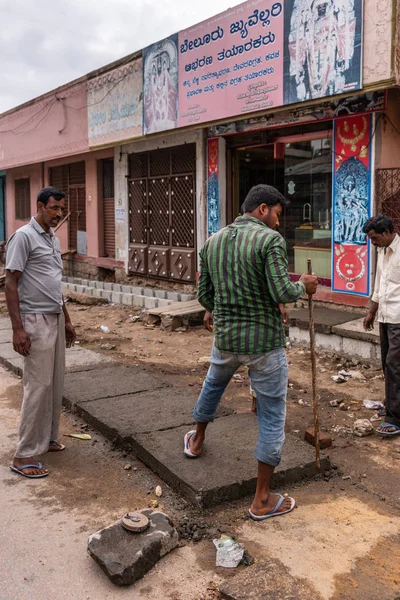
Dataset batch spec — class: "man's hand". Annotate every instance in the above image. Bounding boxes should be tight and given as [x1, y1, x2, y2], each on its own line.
[279, 304, 288, 324]
[363, 311, 376, 331]
[204, 311, 213, 333]
[65, 321, 77, 348]
[299, 273, 318, 295]
[13, 328, 31, 356]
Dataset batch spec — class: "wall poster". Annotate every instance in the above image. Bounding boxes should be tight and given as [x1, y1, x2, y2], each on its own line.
[332, 113, 372, 296]
[87, 58, 143, 147]
[284, 0, 363, 105]
[178, 0, 363, 129]
[143, 34, 179, 135]
[207, 139, 220, 237]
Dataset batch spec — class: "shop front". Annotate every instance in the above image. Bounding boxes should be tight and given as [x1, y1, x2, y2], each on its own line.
[207, 89, 387, 305]
[225, 122, 333, 283]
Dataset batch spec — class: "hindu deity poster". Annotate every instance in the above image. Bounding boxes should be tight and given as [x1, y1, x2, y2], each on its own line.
[207, 139, 220, 236]
[143, 34, 179, 135]
[332, 114, 372, 296]
[284, 0, 363, 104]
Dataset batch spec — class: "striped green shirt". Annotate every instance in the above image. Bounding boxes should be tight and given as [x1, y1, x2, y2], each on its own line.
[197, 215, 306, 354]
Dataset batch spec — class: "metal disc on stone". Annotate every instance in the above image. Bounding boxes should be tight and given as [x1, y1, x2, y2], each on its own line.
[121, 512, 149, 533]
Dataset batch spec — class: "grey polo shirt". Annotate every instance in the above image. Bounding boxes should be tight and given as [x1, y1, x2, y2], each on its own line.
[6, 217, 63, 314]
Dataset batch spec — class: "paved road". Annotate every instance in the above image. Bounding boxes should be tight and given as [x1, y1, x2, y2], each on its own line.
[0, 365, 217, 600]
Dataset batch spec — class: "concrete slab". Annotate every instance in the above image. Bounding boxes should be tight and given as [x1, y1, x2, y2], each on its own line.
[332, 317, 380, 344]
[0, 317, 11, 330]
[0, 329, 12, 343]
[0, 342, 20, 359]
[65, 347, 114, 373]
[219, 559, 321, 600]
[134, 414, 330, 508]
[289, 308, 364, 335]
[0, 356, 24, 376]
[71, 388, 234, 440]
[63, 364, 167, 404]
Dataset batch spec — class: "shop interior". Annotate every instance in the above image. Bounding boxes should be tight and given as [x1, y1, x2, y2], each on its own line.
[227, 124, 333, 279]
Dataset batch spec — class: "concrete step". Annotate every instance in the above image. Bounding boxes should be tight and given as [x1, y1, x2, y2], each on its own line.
[288, 307, 380, 361]
[62, 277, 196, 310]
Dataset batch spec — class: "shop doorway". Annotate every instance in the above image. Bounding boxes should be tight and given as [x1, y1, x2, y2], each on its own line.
[128, 144, 196, 282]
[229, 136, 332, 278]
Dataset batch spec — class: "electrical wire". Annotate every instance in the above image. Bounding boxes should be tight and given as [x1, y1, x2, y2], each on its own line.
[0, 96, 56, 135]
[0, 53, 138, 134]
[12, 98, 57, 135]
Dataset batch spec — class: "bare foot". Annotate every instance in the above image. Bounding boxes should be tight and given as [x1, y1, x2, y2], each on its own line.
[250, 493, 294, 517]
[13, 457, 48, 477]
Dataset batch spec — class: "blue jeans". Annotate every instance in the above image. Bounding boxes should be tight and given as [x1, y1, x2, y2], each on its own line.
[193, 345, 288, 466]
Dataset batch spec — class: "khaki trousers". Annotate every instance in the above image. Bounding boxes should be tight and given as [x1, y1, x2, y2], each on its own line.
[15, 313, 65, 458]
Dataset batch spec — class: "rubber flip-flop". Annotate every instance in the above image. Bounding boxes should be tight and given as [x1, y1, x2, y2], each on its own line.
[184, 430, 200, 458]
[48, 441, 66, 452]
[248, 494, 296, 521]
[9, 462, 49, 479]
[121, 512, 149, 533]
[376, 422, 400, 436]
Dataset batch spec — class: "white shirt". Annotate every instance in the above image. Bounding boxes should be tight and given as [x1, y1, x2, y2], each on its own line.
[371, 234, 400, 323]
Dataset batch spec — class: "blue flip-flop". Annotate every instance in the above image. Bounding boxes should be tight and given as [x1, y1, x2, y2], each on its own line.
[376, 422, 400, 436]
[48, 441, 65, 452]
[248, 494, 296, 521]
[10, 462, 49, 479]
[184, 430, 201, 458]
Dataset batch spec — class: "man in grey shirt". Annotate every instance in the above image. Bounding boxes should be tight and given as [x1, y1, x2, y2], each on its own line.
[6, 186, 76, 478]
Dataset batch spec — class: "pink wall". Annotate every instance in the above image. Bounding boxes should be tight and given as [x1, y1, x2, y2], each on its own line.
[6, 148, 114, 257]
[0, 80, 89, 171]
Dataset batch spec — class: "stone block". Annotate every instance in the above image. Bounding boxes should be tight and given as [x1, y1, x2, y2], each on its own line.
[131, 286, 144, 295]
[144, 297, 159, 309]
[304, 426, 332, 449]
[72, 278, 81, 284]
[122, 285, 132, 293]
[315, 332, 343, 353]
[154, 289, 167, 299]
[180, 294, 195, 302]
[342, 336, 375, 360]
[157, 298, 172, 307]
[95, 281, 104, 289]
[93, 289, 103, 299]
[132, 295, 145, 308]
[80, 279, 89, 287]
[88, 510, 178, 586]
[104, 282, 113, 291]
[143, 287, 155, 297]
[75, 285, 86, 294]
[166, 291, 181, 302]
[122, 293, 134, 306]
[101, 290, 112, 302]
[112, 283, 122, 292]
[111, 292, 123, 304]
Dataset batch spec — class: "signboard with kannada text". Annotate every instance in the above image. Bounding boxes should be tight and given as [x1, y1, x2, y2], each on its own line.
[176, 0, 363, 130]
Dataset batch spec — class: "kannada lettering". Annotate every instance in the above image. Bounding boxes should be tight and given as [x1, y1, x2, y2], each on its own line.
[180, 26, 224, 54]
[217, 32, 276, 61]
[185, 55, 213, 72]
[89, 101, 138, 131]
[230, 3, 282, 40]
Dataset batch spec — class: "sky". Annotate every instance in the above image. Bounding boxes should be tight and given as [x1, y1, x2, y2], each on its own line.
[0, 0, 239, 114]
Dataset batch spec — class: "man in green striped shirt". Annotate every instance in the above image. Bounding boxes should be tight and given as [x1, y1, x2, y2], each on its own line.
[184, 184, 318, 520]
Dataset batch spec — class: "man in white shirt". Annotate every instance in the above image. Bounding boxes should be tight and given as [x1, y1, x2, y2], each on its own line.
[363, 215, 400, 436]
